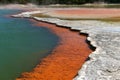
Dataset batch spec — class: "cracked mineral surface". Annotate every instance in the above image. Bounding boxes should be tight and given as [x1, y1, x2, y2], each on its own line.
[13, 11, 120, 80]
[34, 18, 120, 80]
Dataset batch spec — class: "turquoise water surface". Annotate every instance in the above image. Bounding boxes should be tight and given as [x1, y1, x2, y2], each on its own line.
[0, 9, 59, 80]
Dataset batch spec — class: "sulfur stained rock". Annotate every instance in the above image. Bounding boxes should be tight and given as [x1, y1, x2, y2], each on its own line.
[33, 17, 120, 80]
[14, 11, 120, 80]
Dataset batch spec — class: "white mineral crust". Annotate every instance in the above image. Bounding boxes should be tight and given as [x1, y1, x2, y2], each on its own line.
[12, 11, 120, 80]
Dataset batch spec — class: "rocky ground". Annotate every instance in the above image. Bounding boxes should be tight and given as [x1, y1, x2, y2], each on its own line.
[32, 18, 120, 80]
[12, 8, 120, 80]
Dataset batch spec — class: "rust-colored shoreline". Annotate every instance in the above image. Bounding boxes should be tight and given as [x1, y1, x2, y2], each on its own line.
[17, 19, 92, 80]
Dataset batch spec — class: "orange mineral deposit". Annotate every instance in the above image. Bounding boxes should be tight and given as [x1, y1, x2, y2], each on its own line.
[16, 19, 92, 80]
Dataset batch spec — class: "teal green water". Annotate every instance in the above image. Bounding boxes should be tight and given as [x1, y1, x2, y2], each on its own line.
[0, 9, 59, 80]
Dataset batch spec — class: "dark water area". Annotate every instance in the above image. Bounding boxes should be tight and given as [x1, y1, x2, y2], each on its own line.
[0, 9, 59, 80]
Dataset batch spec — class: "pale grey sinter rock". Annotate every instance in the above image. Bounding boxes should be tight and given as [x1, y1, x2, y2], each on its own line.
[12, 11, 120, 80]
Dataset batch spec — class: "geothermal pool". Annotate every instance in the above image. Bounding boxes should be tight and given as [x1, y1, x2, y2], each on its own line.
[0, 9, 59, 80]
